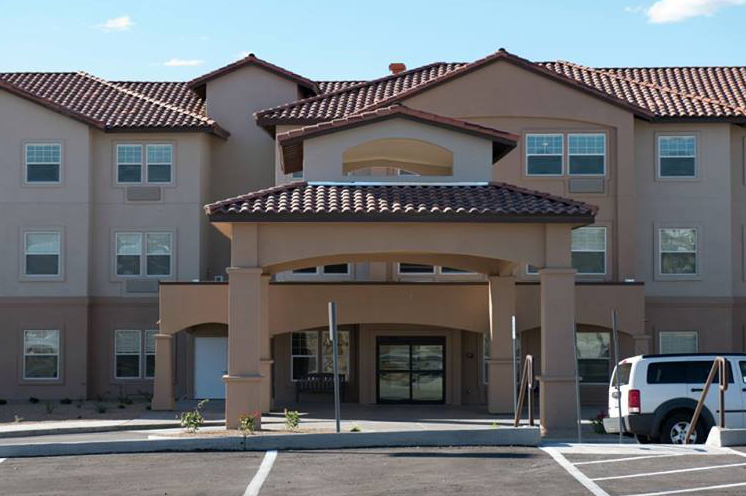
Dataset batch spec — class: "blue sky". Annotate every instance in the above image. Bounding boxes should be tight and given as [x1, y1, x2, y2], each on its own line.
[1, 0, 745, 81]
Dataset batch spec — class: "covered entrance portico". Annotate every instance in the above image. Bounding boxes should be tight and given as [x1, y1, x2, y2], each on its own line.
[153, 181, 604, 436]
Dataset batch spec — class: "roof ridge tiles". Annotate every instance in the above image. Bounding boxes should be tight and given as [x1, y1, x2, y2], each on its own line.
[75, 72, 216, 124]
[555, 61, 746, 115]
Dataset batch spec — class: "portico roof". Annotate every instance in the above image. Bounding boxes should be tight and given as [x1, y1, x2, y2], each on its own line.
[205, 181, 597, 223]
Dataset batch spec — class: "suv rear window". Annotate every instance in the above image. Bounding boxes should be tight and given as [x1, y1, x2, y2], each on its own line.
[612, 363, 632, 386]
[647, 360, 734, 384]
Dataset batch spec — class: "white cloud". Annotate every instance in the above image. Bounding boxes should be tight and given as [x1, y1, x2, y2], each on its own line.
[646, 0, 746, 23]
[94, 15, 133, 32]
[163, 58, 205, 67]
[624, 5, 645, 13]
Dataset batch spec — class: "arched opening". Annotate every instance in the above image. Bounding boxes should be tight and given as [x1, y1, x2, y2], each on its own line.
[342, 138, 453, 176]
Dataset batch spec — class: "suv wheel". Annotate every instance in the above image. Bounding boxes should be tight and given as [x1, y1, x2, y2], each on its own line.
[660, 412, 704, 444]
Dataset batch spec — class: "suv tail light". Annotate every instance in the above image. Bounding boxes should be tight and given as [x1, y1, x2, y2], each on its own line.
[628, 389, 641, 414]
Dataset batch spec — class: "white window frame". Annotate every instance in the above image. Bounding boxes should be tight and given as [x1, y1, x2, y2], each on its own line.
[526, 264, 540, 276]
[23, 230, 62, 278]
[657, 135, 698, 179]
[116, 143, 174, 186]
[23, 329, 60, 380]
[658, 227, 699, 277]
[659, 331, 699, 354]
[114, 330, 143, 380]
[114, 231, 173, 278]
[568, 133, 606, 177]
[571, 226, 607, 275]
[24, 143, 62, 185]
[145, 144, 174, 184]
[290, 330, 319, 382]
[525, 133, 564, 177]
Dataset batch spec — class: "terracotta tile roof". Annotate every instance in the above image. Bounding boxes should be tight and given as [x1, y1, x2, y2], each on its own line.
[276, 104, 518, 174]
[205, 181, 596, 223]
[0, 72, 228, 137]
[257, 50, 746, 125]
[111, 80, 206, 116]
[318, 80, 368, 93]
[187, 53, 319, 94]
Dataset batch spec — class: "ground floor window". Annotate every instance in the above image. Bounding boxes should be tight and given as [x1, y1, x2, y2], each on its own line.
[291, 329, 350, 381]
[23, 329, 60, 379]
[115, 330, 156, 379]
[576, 332, 610, 383]
[659, 331, 698, 354]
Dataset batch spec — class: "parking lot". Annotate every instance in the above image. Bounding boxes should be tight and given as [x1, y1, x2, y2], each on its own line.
[2, 444, 746, 495]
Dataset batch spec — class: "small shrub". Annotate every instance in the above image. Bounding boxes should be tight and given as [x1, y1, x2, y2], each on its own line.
[137, 389, 153, 402]
[60, 398, 72, 405]
[94, 403, 107, 414]
[14, 415, 23, 423]
[284, 408, 300, 430]
[590, 411, 606, 434]
[0, 399, 7, 405]
[239, 411, 260, 436]
[117, 395, 133, 405]
[350, 424, 361, 433]
[180, 399, 209, 433]
[45, 402, 54, 414]
[28, 397, 39, 404]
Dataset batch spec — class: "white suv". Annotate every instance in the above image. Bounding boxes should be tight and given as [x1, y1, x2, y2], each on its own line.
[607, 354, 746, 444]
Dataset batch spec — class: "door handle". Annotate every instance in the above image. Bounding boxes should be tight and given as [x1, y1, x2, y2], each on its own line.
[611, 391, 620, 399]
[691, 388, 703, 392]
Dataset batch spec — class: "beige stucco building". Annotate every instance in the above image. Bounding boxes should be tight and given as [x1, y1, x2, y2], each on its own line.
[2, 49, 746, 433]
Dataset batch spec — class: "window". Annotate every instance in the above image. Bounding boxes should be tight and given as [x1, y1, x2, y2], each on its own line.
[115, 232, 172, 277]
[647, 361, 688, 384]
[322, 330, 350, 377]
[659, 228, 697, 275]
[23, 330, 59, 379]
[322, 264, 349, 275]
[658, 136, 696, 178]
[572, 227, 606, 275]
[739, 362, 746, 385]
[292, 267, 318, 275]
[688, 360, 733, 384]
[146, 145, 173, 183]
[24, 231, 61, 276]
[117, 144, 173, 184]
[526, 264, 540, 275]
[398, 264, 436, 274]
[115, 330, 141, 378]
[291, 331, 318, 381]
[25, 143, 61, 183]
[526, 134, 563, 175]
[144, 330, 157, 378]
[576, 332, 610, 383]
[569, 134, 605, 175]
[440, 267, 472, 274]
[291, 171, 303, 179]
[659, 331, 698, 354]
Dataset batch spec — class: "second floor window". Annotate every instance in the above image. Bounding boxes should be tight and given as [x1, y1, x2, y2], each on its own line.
[115, 232, 172, 277]
[24, 231, 61, 276]
[526, 134, 563, 175]
[658, 136, 696, 178]
[568, 134, 605, 176]
[117, 144, 173, 184]
[659, 227, 697, 275]
[25, 143, 61, 183]
[571, 227, 606, 275]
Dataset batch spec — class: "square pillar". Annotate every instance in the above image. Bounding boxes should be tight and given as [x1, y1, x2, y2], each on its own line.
[259, 274, 273, 413]
[487, 275, 516, 414]
[151, 333, 174, 410]
[224, 267, 264, 429]
[538, 267, 577, 436]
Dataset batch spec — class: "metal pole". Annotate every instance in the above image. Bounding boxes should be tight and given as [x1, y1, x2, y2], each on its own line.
[612, 309, 623, 444]
[511, 315, 517, 418]
[573, 322, 582, 443]
[328, 302, 341, 434]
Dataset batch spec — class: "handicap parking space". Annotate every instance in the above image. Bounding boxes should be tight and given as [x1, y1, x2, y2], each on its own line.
[544, 443, 746, 496]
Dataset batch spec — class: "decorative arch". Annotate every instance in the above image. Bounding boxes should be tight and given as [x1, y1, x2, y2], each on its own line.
[342, 138, 453, 176]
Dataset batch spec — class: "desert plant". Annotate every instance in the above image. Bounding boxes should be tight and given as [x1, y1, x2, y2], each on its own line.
[350, 424, 361, 433]
[117, 394, 133, 405]
[137, 389, 153, 402]
[45, 402, 54, 414]
[14, 415, 23, 423]
[180, 399, 209, 433]
[60, 398, 72, 405]
[93, 403, 107, 414]
[590, 411, 606, 434]
[0, 399, 7, 405]
[28, 397, 39, 404]
[239, 411, 260, 449]
[284, 408, 300, 430]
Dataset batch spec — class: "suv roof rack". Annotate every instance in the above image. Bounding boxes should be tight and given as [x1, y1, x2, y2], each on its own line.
[641, 353, 746, 359]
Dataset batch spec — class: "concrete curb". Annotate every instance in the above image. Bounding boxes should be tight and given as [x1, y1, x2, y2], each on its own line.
[0, 420, 224, 439]
[705, 426, 746, 447]
[0, 427, 540, 457]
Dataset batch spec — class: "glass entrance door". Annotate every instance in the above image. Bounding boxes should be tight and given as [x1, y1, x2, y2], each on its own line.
[377, 337, 445, 404]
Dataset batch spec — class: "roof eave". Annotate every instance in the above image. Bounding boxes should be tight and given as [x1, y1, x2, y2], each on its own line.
[103, 124, 231, 139]
[206, 212, 596, 224]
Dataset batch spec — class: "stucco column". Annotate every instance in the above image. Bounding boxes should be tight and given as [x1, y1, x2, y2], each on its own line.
[259, 274, 273, 413]
[539, 267, 577, 436]
[151, 334, 174, 410]
[487, 275, 516, 414]
[224, 267, 264, 429]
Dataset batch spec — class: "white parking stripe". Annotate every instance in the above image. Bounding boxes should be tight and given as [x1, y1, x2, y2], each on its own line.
[622, 481, 746, 496]
[243, 450, 277, 496]
[0, 458, 5, 464]
[592, 461, 746, 481]
[574, 454, 687, 466]
[541, 447, 610, 496]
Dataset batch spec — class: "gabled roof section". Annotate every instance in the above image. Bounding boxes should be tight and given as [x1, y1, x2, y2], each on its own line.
[0, 72, 229, 138]
[276, 104, 518, 174]
[187, 53, 319, 95]
[205, 181, 597, 223]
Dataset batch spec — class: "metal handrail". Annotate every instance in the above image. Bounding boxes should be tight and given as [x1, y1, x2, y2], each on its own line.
[685, 356, 727, 444]
[513, 354, 535, 427]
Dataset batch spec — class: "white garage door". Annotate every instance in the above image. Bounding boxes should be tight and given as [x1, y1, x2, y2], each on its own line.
[194, 337, 228, 399]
